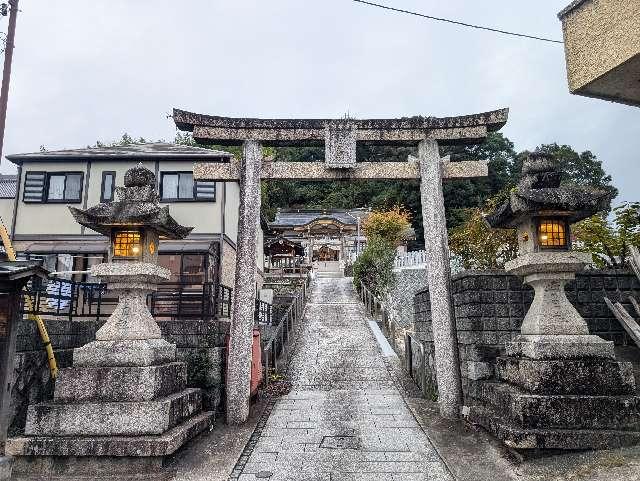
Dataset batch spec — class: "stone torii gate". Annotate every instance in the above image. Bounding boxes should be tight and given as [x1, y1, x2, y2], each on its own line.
[173, 108, 509, 423]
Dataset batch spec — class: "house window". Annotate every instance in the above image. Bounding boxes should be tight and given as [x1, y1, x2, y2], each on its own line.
[45, 172, 83, 203]
[101, 171, 116, 202]
[160, 172, 215, 202]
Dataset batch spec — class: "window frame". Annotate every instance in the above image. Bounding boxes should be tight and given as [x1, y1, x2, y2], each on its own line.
[100, 171, 116, 203]
[44, 171, 84, 204]
[159, 171, 216, 203]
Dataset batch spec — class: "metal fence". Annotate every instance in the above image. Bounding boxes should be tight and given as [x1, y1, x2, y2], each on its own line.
[21, 277, 233, 321]
[394, 250, 428, 269]
[261, 276, 311, 384]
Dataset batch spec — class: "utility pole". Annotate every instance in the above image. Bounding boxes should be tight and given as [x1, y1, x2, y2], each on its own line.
[0, 0, 18, 163]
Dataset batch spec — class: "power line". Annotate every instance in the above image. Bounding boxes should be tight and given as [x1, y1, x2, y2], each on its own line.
[351, 0, 564, 44]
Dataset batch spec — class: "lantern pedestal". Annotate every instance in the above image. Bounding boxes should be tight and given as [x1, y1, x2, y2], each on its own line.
[6, 263, 214, 480]
[469, 252, 640, 450]
[74, 263, 177, 367]
[503, 251, 616, 360]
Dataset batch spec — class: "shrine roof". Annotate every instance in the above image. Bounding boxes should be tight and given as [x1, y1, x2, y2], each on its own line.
[7, 143, 232, 165]
[270, 209, 369, 229]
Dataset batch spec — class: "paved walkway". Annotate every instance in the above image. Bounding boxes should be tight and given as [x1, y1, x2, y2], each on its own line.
[233, 278, 452, 481]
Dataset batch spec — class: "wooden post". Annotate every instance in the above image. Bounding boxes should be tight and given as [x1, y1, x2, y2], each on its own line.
[419, 139, 463, 419]
[0, 285, 21, 445]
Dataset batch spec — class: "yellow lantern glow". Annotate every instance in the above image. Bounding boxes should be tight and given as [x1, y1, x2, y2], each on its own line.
[113, 231, 142, 257]
[537, 219, 567, 249]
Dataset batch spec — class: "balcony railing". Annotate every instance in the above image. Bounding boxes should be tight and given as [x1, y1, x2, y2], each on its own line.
[21, 277, 233, 322]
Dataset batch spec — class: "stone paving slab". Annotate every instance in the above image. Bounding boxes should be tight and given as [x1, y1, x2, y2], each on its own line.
[232, 278, 453, 480]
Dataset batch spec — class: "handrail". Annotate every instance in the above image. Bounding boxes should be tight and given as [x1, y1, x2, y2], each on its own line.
[261, 278, 309, 386]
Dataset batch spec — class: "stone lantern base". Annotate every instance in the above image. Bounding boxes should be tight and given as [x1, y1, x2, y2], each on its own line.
[469, 352, 640, 450]
[5, 263, 214, 480]
[469, 252, 640, 450]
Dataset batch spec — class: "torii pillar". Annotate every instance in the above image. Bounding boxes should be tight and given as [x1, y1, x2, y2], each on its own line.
[174, 107, 509, 421]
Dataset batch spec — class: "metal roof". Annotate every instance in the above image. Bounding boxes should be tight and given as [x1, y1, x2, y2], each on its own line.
[0, 174, 17, 198]
[0, 260, 49, 281]
[15, 238, 218, 254]
[6, 142, 233, 165]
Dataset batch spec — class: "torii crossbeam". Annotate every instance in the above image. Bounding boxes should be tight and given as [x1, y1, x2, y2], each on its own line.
[173, 107, 509, 423]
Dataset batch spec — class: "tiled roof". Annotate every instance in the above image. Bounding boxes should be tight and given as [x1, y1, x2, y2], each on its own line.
[0, 174, 17, 198]
[270, 209, 369, 228]
[6, 142, 232, 164]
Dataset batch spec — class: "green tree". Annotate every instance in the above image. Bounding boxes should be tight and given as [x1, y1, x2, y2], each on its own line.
[449, 193, 519, 270]
[572, 202, 640, 268]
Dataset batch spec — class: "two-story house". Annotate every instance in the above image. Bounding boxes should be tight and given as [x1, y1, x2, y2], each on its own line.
[5, 143, 264, 290]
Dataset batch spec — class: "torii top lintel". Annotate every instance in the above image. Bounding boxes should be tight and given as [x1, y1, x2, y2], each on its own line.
[173, 108, 509, 181]
[173, 108, 508, 147]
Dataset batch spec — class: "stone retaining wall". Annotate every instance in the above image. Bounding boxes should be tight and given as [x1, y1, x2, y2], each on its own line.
[9, 317, 228, 436]
[409, 269, 640, 401]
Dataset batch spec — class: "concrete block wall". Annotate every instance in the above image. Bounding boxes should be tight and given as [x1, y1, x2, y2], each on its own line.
[410, 269, 640, 402]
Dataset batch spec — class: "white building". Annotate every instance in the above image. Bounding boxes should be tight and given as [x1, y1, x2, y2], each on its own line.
[5, 143, 264, 288]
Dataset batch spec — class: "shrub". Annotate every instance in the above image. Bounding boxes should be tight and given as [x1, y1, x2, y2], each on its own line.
[449, 194, 518, 270]
[352, 237, 396, 297]
[185, 349, 214, 389]
[449, 208, 518, 270]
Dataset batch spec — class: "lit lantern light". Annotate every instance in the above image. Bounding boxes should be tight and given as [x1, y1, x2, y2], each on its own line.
[113, 230, 143, 259]
[537, 218, 569, 250]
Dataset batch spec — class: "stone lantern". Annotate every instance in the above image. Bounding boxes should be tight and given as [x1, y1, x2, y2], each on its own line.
[469, 153, 640, 450]
[67, 164, 192, 364]
[7, 165, 214, 480]
[487, 153, 612, 358]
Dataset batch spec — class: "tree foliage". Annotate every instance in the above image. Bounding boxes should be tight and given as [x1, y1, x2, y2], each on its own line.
[449, 194, 518, 270]
[362, 207, 411, 246]
[572, 202, 640, 268]
[352, 208, 411, 295]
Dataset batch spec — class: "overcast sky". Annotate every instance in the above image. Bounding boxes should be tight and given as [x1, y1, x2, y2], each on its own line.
[1, 0, 638, 203]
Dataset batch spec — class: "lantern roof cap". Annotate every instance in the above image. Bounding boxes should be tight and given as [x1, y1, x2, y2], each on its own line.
[69, 164, 193, 239]
[486, 153, 612, 228]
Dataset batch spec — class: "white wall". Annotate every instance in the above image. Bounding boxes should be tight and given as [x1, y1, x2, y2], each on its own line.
[13, 159, 225, 237]
[14, 161, 86, 235]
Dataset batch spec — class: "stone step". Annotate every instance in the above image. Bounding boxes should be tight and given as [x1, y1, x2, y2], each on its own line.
[7, 410, 214, 459]
[495, 356, 636, 395]
[25, 388, 202, 437]
[54, 362, 187, 403]
[470, 381, 640, 430]
[469, 405, 640, 450]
